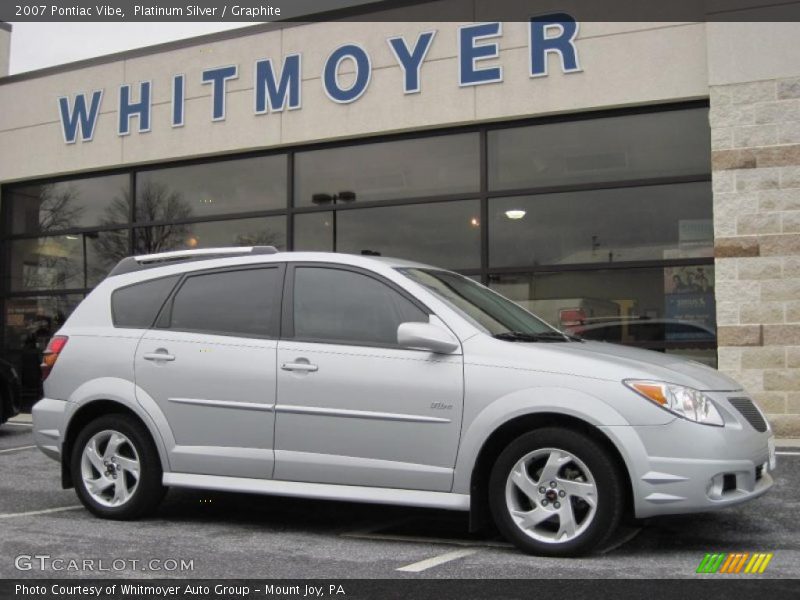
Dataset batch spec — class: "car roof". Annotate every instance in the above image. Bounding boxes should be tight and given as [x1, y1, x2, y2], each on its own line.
[104, 249, 439, 287]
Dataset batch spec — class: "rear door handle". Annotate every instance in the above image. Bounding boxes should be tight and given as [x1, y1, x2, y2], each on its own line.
[143, 352, 175, 362]
[281, 362, 318, 372]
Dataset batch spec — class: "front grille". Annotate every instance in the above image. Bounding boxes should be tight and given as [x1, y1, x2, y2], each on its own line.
[728, 397, 768, 433]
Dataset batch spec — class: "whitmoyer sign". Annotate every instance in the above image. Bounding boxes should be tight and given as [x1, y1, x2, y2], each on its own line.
[57, 15, 581, 144]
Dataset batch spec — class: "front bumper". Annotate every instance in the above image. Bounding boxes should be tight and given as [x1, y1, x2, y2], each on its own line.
[632, 451, 774, 517]
[603, 393, 775, 518]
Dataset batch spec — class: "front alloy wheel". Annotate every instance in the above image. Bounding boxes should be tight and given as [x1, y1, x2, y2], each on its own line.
[505, 448, 598, 544]
[489, 427, 624, 556]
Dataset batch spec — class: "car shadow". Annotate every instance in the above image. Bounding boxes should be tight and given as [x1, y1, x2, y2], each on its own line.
[152, 487, 790, 556]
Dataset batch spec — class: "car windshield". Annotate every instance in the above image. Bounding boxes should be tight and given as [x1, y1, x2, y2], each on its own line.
[398, 268, 563, 338]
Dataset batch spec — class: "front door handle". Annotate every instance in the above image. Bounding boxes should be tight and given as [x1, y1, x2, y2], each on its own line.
[281, 362, 318, 373]
[143, 351, 175, 362]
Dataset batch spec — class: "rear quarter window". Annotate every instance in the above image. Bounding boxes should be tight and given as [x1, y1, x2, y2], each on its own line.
[111, 276, 179, 329]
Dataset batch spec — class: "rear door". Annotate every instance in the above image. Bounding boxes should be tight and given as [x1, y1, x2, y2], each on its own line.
[134, 264, 284, 479]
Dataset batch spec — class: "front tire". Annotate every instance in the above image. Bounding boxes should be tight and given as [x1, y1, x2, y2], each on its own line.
[488, 427, 624, 557]
[71, 414, 165, 519]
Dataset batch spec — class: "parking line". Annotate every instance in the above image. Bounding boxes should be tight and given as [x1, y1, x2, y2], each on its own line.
[8, 415, 33, 424]
[0, 445, 36, 454]
[0, 505, 82, 519]
[776, 451, 800, 456]
[396, 549, 477, 573]
[3, 422, 33, 428]
[345, 529, 510, 548]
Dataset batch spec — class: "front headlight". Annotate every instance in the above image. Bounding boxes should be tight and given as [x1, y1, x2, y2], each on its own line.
[624, 380, 724, 427]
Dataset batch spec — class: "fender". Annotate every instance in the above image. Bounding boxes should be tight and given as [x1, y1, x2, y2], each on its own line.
[64, 377, 173, 472]
[451, 386, 633, 494]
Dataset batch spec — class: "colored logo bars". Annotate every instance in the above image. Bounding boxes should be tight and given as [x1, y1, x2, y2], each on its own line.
[696, 552, 774, 574]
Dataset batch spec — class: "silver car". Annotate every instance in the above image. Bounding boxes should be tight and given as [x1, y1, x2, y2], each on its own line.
[32, 247, 775, 556]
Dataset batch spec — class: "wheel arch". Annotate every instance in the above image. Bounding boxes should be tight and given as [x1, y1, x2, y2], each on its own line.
[465, 411, 635, 533]
[61, 398, 168, 489]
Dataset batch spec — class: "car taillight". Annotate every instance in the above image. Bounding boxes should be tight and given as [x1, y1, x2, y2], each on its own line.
[559, 308, 586, 328]
[41, 335, 68, 381]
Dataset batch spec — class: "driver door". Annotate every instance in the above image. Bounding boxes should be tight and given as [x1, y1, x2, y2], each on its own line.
[274, 264, 464, 492]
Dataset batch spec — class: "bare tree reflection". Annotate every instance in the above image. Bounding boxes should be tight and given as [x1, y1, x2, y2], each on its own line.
[133, 181, 193, 253]
[20, 184, 85, 289]
[91, 181, 194, 262]
[235, 230, 284, 248]
[36, 184, 85, 233]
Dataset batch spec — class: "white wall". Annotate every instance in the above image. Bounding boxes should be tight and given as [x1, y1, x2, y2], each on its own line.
[0, 20, 709, 183]
[706, 21, 800, 85]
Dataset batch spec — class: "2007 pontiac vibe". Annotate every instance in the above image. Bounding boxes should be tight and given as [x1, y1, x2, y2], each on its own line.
[32, 247, 775, 556]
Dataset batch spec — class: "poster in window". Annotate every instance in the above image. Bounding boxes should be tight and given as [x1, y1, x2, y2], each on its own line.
[663, 265, 716, 342]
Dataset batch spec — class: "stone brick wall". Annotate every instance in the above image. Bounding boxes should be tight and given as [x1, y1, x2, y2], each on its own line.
[711, 77, 800, 437]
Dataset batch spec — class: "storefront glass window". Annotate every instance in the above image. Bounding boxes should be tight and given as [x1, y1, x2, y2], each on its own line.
[8, 236, 85, 291]
[489, 182, 713, 268]
[86, 230, 131, 286]
[1, 105, 714, 409]
[294, 133, 480, 206]
[4, 294, 84, 407]
[7, 175, 130, 235]
[488, 108, 711, 191]
[135, 155, 287, 221]
[489, 267, 717, 367]
[133, 216, 287, 254]
[294, 212, 334, 252]
[335, 200, 481, 270]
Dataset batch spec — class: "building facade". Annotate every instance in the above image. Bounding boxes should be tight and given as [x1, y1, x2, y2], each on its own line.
[0, 14, 798, 435]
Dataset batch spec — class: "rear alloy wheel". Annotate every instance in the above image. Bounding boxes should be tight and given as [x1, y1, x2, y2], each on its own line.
[489, 428, 624, 556]
[72, 414, 165, 519]
[81, 430, 141, 508]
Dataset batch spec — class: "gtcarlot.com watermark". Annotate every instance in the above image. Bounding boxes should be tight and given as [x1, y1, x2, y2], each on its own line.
[14, 554, 194, 572]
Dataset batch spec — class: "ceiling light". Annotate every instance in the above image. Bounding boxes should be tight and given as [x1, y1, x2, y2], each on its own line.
[505, 209, 526, 220]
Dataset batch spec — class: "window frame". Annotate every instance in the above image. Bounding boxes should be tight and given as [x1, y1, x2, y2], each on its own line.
[155, 263, 286, 340]
[281, 262, 432, 350]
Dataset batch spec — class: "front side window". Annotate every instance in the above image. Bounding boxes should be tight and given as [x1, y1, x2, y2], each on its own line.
[399, 268, 554, 337]
[292, 267, 428, 346]
[168, 268, 281, 338]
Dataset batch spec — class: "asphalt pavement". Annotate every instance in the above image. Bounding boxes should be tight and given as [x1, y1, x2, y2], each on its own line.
[0, 420, 797, 579]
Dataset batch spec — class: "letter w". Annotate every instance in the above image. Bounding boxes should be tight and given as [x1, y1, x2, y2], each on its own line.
[254, 54, 301, 113]
[58, 90, 103, 144]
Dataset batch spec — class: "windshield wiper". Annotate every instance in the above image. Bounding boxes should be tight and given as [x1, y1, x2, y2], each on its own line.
[540, 331, 583, 342]
[493, 331, 575, 343]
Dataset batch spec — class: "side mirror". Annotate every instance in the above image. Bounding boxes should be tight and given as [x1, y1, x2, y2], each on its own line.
[397, 322, 460, 354]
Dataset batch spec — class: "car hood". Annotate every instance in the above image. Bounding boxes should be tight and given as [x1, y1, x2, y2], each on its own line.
[471, 336, 742, 392]
[552, 340, 741, 391]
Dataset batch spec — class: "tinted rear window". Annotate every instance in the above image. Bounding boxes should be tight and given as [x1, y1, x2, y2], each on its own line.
[168, 268, 281, 338]
[112, 276, 179, 329]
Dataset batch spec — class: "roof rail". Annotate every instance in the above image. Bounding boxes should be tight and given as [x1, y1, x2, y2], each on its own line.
[107, 246, 279, 277]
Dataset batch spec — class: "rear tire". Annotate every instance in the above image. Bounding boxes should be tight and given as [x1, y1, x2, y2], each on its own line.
[488, 427, 624, 557]
[71, 414, 165, 520]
